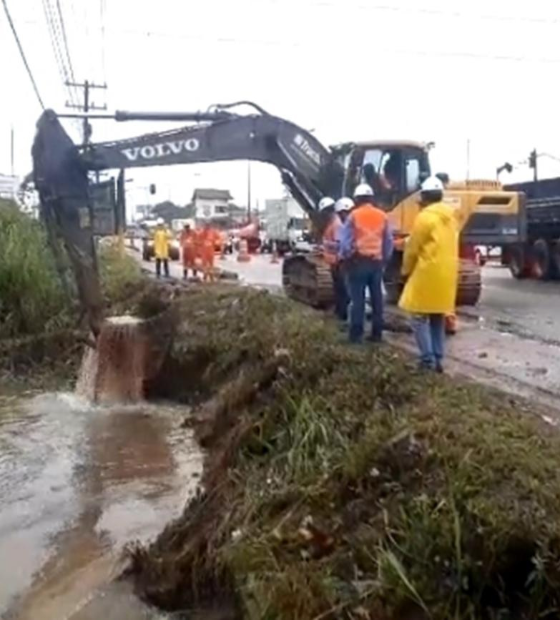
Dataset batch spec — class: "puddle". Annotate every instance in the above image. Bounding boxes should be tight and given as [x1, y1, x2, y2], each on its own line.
[0, 390, 202, 619]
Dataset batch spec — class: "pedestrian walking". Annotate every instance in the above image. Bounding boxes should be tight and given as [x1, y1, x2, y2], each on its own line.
[399, 176, 459, 372]
[339, 184, 393, 343]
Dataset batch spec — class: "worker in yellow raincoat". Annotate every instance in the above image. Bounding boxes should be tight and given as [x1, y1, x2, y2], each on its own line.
[399, 176, 458, 372]
[153, 218, 170, 278]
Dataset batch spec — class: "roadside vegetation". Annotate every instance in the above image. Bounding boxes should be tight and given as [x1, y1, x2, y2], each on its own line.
[132, 285, 560, 620]
[0, 200, 144, 382]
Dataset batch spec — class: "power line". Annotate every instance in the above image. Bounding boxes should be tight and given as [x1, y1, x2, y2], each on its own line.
[110, 27, 560, 65]
[1, 0, 45, 109]
[55, 0, 75, 81]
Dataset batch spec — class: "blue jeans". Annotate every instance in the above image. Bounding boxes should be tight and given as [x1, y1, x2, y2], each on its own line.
[347, 259, 384, 343]
[412, 314, 445, 369]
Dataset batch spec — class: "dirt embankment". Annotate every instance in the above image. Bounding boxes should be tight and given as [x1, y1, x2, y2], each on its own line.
[126, 285, 560, 620]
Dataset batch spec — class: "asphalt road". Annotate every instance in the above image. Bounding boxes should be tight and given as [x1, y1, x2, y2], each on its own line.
[139, 251, 560, 414]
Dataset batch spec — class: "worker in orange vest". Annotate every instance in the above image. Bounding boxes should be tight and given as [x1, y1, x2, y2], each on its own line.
[320, 196, 349, 323]
[339, 184, 393, 343]
[200, 221, 219, 283]
[180, 224, 198, 279]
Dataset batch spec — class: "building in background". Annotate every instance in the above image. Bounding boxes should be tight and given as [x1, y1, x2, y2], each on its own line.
[192, 188, 233, 221]
[0, 174, 18, 200]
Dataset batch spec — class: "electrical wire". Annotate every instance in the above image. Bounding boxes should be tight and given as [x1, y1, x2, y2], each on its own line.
[110, 27, 560, 65]
[55, 0, 75, 81]
[99, 0, 107, 84]
[1, 0, 45, 109]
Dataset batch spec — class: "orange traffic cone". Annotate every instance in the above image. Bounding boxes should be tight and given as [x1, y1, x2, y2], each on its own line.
[237, 239, 251, 263]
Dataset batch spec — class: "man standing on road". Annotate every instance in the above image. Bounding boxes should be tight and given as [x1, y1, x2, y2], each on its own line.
[180, 224, 198, 280]
[339, 184, 393, 343]
[153, 218, 170, 279]
[200, 220, 219, 283]
[399, 176, 459, 372]
[321, 196, 349, 323]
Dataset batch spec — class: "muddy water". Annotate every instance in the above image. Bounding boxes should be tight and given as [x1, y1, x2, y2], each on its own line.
[0, 390, 202, 619]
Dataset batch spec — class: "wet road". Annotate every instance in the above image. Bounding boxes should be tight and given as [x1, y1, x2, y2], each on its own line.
[0, 390, 202, 619]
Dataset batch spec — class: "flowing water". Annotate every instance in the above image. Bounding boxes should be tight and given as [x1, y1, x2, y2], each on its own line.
[0, 388, 202, 619]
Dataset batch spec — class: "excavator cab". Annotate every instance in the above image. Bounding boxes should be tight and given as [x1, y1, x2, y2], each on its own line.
[339, 141, 431, 210]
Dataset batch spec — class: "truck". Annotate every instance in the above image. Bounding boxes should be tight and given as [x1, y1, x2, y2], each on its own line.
[262, 197, 309, 254]
[502, 177, 560, 280]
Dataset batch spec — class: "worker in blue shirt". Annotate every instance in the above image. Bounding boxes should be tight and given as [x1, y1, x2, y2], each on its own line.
[339, 184, 394, 343]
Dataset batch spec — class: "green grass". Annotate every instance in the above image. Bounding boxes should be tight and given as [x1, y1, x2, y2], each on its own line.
[0, 200, 71, 338]
[97, 241, 143, 307]
[130, 286, 560, 620]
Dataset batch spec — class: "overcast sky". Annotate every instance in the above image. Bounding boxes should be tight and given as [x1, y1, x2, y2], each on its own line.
[2, 0, 560, 213]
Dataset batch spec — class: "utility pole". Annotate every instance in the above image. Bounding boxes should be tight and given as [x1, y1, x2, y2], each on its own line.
[247, 160, 252, 221]
[529, 148, 538, 182]
[65, 80, 107, 146]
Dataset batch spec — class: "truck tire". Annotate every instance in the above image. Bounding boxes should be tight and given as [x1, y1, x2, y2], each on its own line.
[531, 239, 555, 280]
[508, 245, 529, 279]
[551, 241, 560, 280]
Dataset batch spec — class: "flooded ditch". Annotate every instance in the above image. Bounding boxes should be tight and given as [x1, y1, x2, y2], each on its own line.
[0, 388, 202, 619]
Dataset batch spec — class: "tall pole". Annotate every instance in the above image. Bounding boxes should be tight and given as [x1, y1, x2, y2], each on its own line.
[65, 79, 107, 146]
[247, 160, 252, 221]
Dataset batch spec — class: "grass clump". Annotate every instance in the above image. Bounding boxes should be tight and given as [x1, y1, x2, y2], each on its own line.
[98, 240, 143, 308]
[130, 285, 560, 620]
[0, 199, 71, 338]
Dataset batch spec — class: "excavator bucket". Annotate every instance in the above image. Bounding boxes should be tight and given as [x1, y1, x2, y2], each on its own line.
[32, 111, 104, 337]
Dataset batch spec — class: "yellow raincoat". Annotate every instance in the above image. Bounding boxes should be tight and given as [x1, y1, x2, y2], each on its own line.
[398, 201, 459, 315]
[153, 227, 170, 259]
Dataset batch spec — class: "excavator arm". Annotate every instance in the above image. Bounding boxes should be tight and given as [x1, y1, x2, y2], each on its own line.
[32, 104, 343, 335]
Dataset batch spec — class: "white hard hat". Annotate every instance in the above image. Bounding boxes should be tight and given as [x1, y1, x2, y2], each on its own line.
[335, 197, 354, 213]
[156, 217, 165, 225]
[421, 176, 444, 193]
[318, 196, 335, 211]
[353, 183, 374, 198]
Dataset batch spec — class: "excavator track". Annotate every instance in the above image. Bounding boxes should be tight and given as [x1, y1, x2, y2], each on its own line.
[283, 254, 481, 310]
[282, 252, 334, 308]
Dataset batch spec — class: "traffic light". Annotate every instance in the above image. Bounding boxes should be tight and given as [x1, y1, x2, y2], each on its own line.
[529, 150, 538, 169]
[149, 183, 156, 195]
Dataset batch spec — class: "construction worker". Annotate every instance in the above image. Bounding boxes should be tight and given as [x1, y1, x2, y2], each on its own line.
[321, 196, 349, 323]
[180, 223, 198, 279]
[399, 176, 459, 372]
[153, 218, 170, 278]
[339, 184, 393, 343]
[200, 221, 219, 283]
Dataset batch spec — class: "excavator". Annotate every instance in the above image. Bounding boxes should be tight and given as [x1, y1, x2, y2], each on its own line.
[32, 102, 525, 336]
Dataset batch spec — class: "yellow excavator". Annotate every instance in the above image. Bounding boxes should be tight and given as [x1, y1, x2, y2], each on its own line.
[31, 103, 524, 335]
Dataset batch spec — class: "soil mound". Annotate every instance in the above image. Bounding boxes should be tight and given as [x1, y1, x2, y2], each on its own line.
[130, 285, 560, 620]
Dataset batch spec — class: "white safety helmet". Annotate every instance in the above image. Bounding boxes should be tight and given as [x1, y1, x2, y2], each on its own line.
[353, 183, 374, 198]
[318, 196, 335, 211]
[420, 176, 444, 193]
[156, 217, 165, 225]
[335, 197, 354, 213]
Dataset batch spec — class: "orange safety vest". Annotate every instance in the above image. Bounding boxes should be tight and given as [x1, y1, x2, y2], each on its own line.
[322, 217, 342, 265]
[349, 203, 387, 259]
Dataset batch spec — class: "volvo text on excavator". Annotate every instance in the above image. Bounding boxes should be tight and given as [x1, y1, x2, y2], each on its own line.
[32, 102, 525, 334]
